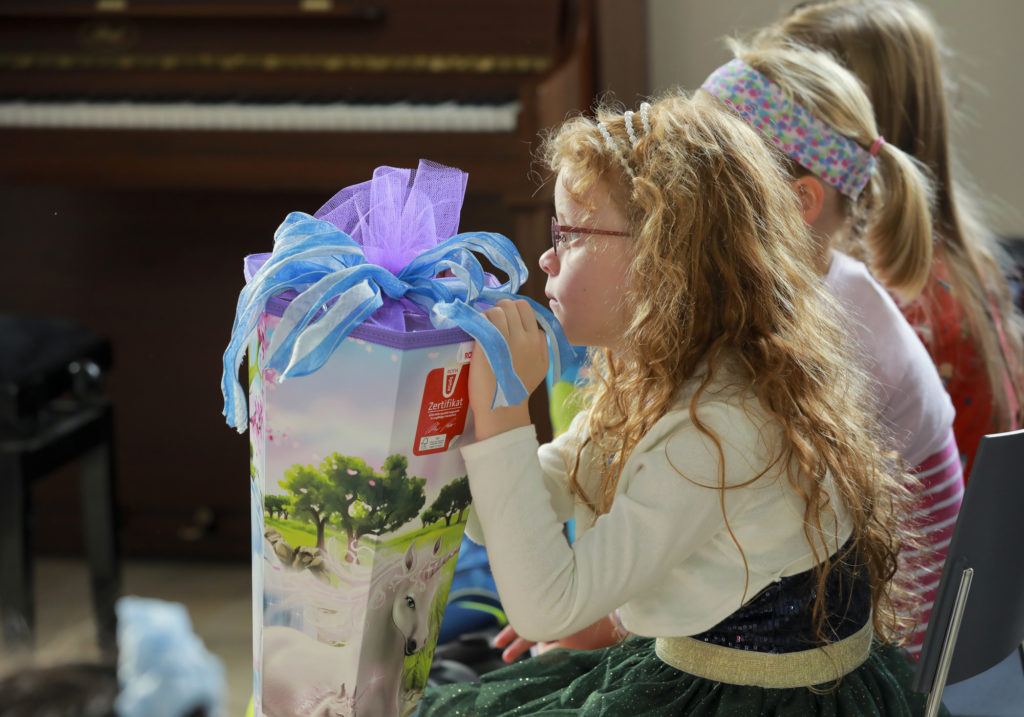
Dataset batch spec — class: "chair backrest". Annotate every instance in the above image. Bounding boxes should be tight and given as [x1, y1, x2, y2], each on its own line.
[913, 429, 1024, 691]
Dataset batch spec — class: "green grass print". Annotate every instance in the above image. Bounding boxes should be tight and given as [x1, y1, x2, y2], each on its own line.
[264, 515, 343, 551]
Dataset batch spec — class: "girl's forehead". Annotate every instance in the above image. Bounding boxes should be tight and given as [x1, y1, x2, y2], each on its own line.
[554, 173, 589, 220]
[555, 170, 620, 220]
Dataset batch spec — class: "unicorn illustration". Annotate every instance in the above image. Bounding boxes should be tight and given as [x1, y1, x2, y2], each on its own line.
[261, 627, 359, 716]
[261, 536, 460, 716]
[352, 535, 459, 715]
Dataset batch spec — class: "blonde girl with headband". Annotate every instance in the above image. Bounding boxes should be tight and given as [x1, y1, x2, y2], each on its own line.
[758, 0, 1024, 478]
[701, 40, 962, 659]
[417, 93, 938, 716]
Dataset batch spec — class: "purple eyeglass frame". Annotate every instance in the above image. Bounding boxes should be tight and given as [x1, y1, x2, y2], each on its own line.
[550, 217, 630, 255]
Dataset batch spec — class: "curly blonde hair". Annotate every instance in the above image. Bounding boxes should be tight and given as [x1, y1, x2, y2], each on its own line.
[541, 91, 916, 643]
[759, 0, 1024, 436]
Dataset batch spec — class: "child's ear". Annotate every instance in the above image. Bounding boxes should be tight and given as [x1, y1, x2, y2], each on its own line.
[791, 175, 825, 225]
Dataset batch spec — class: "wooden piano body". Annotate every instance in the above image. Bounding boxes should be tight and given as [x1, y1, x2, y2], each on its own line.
[0, 0, 605, 558]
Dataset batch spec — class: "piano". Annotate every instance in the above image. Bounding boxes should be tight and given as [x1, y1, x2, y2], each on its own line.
[0, 0, 641, 559]
[0, 1, 600, 272]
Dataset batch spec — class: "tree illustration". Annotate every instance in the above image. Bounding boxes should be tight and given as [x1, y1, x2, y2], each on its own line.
[358, 454, 426, 537]
[280, 452, 429, 561]
[264, 494, 290, 520]
[318, 453, 379, 561]
[426, 476, 471, 526]
[421, 508, 442, 527]
[278, 464, 336, 549]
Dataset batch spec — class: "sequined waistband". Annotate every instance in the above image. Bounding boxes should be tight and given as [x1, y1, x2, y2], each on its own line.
[654, 619, 873, 688]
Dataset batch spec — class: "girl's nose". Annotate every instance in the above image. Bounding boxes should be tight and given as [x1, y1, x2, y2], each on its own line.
[539, 247, 558, 276]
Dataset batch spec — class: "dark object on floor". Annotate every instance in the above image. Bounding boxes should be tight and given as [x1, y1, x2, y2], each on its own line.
[427, 659, 480, 687]
[912, 429, 1024, 716]
[0, 315, 121, 655]
[0, 661, 118, 717]
[432, 626, 522, 680]
[0, 660, 210, 717]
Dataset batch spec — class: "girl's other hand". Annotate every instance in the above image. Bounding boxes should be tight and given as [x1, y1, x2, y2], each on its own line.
[493, 624, 536, 663]
[493, 615, 623, 663]
[469, 299, 549, 440]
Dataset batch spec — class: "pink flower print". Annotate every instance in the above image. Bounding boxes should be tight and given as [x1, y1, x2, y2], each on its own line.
[249, 395, 264, 439]
[262, 367, 279, 383]
[256, 319, 267, 350]
[796, 126, 807, 137]
[368, 480, 376, 487]
[347, 468, 358, 475]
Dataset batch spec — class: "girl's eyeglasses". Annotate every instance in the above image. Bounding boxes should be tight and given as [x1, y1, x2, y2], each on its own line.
[551, 217, 630, 255]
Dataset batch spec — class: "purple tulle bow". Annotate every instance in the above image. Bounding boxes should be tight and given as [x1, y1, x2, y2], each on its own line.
[313, 160, 472, 332]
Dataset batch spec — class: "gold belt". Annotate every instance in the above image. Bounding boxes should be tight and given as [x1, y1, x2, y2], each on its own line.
[654, 619, 873, 688]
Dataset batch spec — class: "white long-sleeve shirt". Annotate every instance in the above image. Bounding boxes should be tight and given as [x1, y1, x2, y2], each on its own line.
[461, 369, 854, 643]
[824, 250, 955, 466]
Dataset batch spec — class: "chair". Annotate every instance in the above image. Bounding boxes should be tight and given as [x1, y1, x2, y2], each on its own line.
[912, 429, 1024, 717]
[0, 315, 121, 655]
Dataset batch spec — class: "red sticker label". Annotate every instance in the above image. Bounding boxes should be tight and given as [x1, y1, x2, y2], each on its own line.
[413, 364, 470, 455]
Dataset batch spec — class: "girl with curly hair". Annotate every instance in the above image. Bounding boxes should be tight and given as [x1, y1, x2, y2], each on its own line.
[417, 92, 938, 716]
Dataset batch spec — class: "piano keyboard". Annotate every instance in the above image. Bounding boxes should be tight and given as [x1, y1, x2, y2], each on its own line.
[0, 100, 521, 132]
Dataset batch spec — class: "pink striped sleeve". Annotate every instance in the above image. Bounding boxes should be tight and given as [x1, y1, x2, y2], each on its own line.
[901, 429, 964, 658]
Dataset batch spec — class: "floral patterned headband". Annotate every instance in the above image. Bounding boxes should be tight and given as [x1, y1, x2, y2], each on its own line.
[701, 58, 882, 200]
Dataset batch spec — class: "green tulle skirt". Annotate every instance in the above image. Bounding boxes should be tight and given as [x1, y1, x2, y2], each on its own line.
[417, 637, 946, 716]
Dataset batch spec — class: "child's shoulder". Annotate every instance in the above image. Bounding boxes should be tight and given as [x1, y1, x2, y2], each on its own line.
[824, 250, 894, 310]
[638, 363, 779, 459]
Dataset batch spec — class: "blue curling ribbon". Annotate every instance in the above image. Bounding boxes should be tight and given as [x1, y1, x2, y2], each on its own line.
[222, 212, 574, 431]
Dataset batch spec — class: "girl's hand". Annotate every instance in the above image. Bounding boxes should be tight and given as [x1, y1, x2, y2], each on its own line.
[493, 624, 536, 663]
[493, 615, 622, 663]
[469, 299, 549, 440]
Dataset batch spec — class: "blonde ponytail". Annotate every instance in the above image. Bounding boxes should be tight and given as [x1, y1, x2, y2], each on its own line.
[861, 139, 934, 300]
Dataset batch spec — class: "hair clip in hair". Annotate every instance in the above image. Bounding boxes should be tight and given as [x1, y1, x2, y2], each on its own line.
[639, 102, 651, 135]
[598, 121, 636, 178]
[624, 103, 652, 149]
[869, 136, 886, 156]
[623, 110, 639, 148]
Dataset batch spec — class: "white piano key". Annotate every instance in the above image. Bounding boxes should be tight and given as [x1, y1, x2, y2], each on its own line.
[0, 100, 521, 132]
